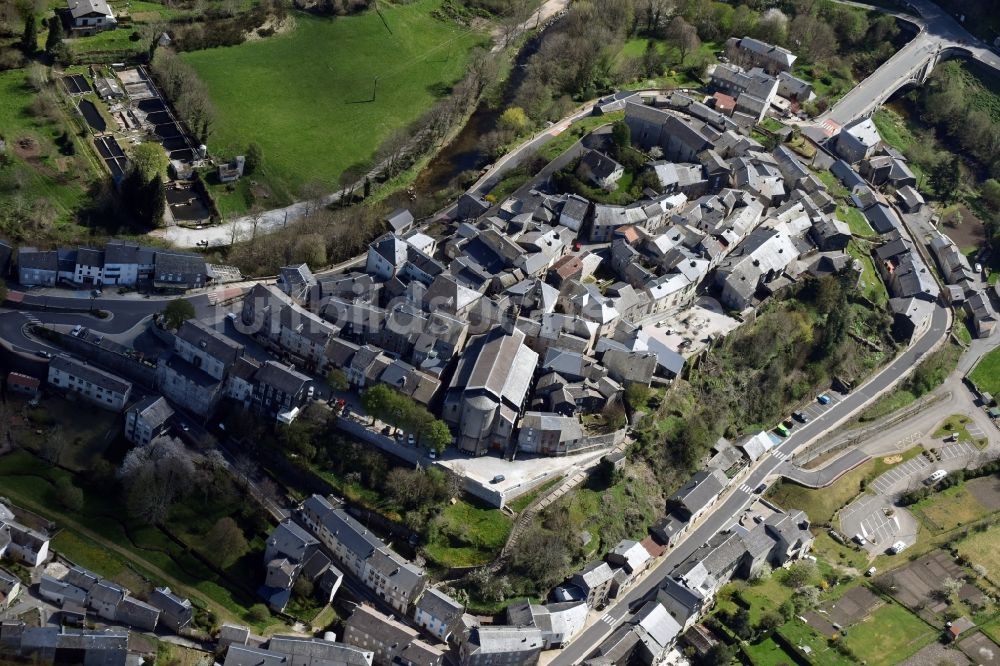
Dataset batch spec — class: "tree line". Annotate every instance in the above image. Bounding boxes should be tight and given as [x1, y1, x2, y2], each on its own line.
[150, 47, 217, 143]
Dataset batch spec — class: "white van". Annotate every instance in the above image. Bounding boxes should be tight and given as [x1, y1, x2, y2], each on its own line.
[889, 541, 907, 555]
[926, 469, 947, 484]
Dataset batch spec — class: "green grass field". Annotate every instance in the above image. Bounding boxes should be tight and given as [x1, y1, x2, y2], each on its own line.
[847, 241, 888, 305]
[957, 524, 1000, 581]
[182, 2, 486, 215]
[838, 205, 874, 236]
[0, 69, 93, 233]
[841, 600, 936, 665]
[971, 347, 1000, 395]
[932, 414, 988, 448]
[911, 483, 991, 533]
[424, 498, 512, 568]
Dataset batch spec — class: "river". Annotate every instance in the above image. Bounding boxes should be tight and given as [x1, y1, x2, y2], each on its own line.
[412, 22, 553, 196]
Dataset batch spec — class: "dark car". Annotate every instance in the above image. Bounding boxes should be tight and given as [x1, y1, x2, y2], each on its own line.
[753, 483, 767, 494]
[34, 350, 52, 358]
[793, 411, 809, 423]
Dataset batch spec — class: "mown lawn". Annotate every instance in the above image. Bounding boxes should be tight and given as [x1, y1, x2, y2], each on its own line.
[971, 346, 1000, 395]
[182, 2, 486, 214]
[841, 600, 936, 665]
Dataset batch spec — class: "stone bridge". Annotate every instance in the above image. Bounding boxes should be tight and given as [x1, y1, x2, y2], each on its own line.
[815, 0, 1000, 133]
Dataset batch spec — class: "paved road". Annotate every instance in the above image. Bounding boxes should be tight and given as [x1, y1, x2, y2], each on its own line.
[548, 304, 950, 665]
[820, 0, 1000, 127]
[0, 291, 219, 355]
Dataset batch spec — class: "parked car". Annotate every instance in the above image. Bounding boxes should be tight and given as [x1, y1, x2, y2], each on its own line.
[889, 541, 907, 555]
[775, 424, 790, 438]
[853, 533, 867, 546]
[782, 418, 795, 429]
[34, 350, 51, 358]
[866, 566, 877, 577]
[926, 469, 947, 484]
[490, 474, 505, 484]
[753, 483, 767, 494]
[71, 325, 82, 336]
[793, 411, 809, 423]
[817, 393, 831, 405]
[407, 434, 415, 446]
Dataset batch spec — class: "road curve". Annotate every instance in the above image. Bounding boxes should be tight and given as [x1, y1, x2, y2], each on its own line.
[548, 304, 950, 666]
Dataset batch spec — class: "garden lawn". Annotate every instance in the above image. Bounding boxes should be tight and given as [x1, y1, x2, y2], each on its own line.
[182, 2, 486, 213]
[971, 347, 1000, 395]
[424, 498, 512, 568]
[742, 636, 799, 666]
[956, 524, 1000, 581]
[840, 600, 936, 666]
[847, 241, 888, 305]
[838, 205, 874, 236]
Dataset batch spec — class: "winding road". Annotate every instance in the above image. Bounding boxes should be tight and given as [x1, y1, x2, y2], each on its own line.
[548, 304, 951, 666]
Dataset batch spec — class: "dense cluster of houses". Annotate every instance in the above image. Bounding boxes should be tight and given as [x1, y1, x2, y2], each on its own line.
[38, 563, 192, 634]
[13, 240, 240, 291]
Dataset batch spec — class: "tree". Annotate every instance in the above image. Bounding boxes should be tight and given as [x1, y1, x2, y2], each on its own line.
[984, 179, 1000, 211]
[0, 279, 6, 304]
[39, 429, 68, 465]
[244, 142, 263, 175]
[246, 603, 270, 623]
[755, 609, 784, 637]
[130, 143, 168, 181]
[45, 12, 62, 54]
[698, 644, 737, 666]
[665, 16, 699, 66]
[422, 419, 452, 454]
[361, 383, 394, 426]
[204, 517, 248, 567]
[162, 298, 195, 330]
[54, 476, 83, 512]
[611, 120, 631, 149]
[782, 560, 816, 588]
[21, 12, 36, 54]
[498, 106, 529, 134]
[326, 367, 349, 392]
[931, 156, 961, 202]
[145, 174, 166, 227]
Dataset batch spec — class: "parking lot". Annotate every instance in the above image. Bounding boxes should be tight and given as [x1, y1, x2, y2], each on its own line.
[939, 440, 979, 461]
[839, 494, 912, 550]
[870, 456, 931, 495]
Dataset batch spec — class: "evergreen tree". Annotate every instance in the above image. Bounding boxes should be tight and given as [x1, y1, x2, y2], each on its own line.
[21, 12, 37, 54]
[45, 13, 63, 54]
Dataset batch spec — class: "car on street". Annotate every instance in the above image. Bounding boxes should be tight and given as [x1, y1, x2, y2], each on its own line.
[407, 434, 415, 446]
[71, 325, 82, 336]
[975, 262, 983, 273]
[793, 411, 809, 423]
[817, 393, 831, 405]
[753, 483, 767, 494]
[307, 386, 315, 400]
[428, 450, 436, 459]
[34, 350, 51, 358]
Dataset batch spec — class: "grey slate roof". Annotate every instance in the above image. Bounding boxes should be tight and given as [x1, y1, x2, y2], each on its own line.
[130, 395, 174, 427]
[176, 319, 244, 364]
[50, 355, 131, 395]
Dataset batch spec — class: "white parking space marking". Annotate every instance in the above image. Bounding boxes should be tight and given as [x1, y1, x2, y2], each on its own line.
[870, 456, 930, 495]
